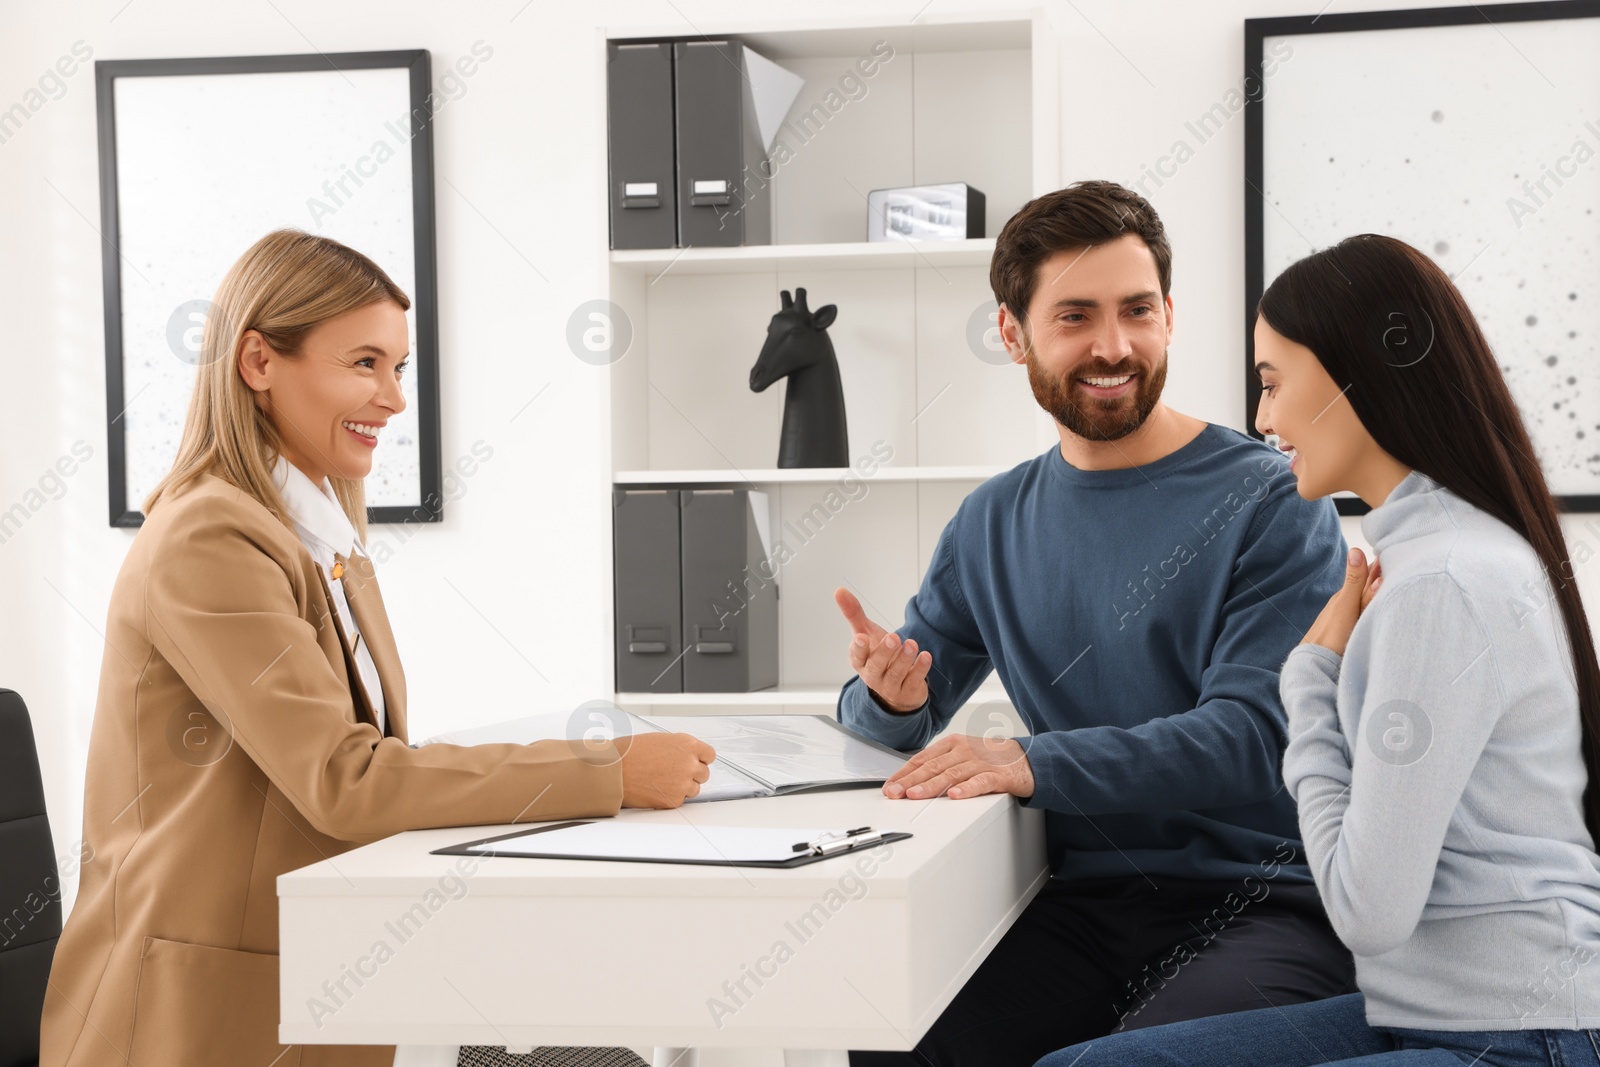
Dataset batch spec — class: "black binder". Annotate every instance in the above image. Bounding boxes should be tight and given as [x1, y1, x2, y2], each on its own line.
[606, 41, 677, 250]
[613, 489, 684, 693]
[672, 40, 771, 248]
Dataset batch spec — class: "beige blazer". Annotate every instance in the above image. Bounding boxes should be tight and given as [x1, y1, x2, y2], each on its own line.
[41, 472, 624, 1067]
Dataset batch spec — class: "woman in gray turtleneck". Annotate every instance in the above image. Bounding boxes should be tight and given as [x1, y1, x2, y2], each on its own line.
[1035, 233, 1600, 1067]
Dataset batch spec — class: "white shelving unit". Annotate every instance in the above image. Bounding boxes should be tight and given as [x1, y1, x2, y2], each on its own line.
[601, 10, 1060, 714]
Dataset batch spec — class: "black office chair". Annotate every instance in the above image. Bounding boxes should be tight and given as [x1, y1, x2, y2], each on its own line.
[0, 689, 62, 1067]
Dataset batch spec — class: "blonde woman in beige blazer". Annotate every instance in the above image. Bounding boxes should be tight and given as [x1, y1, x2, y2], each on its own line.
[40, 230, 715, 1067]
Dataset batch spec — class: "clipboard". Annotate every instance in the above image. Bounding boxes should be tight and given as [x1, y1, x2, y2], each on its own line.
[431, 821, 911, 869]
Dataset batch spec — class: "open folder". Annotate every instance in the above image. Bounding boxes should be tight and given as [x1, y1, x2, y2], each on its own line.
[421, 712, 910, 802]
[431, 821, 911, 869]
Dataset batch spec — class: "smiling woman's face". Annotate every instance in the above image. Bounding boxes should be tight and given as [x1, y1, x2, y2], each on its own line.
[237, 300, 410, 486]
[1252, 314, 1369, 501]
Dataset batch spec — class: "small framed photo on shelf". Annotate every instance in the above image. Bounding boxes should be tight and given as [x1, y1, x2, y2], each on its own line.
[867, 183, 986, 242]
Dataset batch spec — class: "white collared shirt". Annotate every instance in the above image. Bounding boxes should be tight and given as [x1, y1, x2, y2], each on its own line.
[271, 454, 385, 735]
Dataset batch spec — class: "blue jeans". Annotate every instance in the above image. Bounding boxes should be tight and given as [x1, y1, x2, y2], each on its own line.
[1034, 992, 1600, 1067]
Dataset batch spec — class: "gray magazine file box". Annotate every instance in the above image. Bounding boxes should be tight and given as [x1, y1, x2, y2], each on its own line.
[679, 489, 779, 692]
[606, 41, 677, 250]
[672, 40, 772, 248]
[613, 489, 684, 692]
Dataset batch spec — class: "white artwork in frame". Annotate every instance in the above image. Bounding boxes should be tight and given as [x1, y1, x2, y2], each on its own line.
[96, 50, 442, 526]
[1245, 4, 1600, 510]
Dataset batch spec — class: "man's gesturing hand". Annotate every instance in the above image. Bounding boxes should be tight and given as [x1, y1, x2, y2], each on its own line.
[835, 587, 932, 713]
[883, 734, 1035, 800]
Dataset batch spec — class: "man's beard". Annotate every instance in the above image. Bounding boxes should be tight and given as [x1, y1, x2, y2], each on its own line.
[1025, 346, 1168, 443]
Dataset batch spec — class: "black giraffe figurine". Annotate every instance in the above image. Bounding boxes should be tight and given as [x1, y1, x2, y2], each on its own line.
[748, 288, 849, 468]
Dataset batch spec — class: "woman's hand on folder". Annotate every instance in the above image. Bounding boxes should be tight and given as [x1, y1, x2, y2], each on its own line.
[835, 587, 932, 714]
[618, 732, 717, 809]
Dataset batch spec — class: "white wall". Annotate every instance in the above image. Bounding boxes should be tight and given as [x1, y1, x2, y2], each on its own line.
[1, 0, 1581, 930]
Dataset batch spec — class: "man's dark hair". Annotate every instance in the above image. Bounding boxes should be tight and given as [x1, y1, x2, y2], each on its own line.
[990, 180, 1172, 324]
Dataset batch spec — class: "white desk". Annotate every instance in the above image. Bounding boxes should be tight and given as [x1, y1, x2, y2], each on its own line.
[278, 788, 1048, 1066]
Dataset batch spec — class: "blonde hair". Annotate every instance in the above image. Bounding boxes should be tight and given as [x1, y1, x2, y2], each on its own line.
[143, 229, 411, 542]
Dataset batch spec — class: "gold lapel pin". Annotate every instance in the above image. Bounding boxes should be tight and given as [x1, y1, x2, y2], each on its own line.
[331, 561, 345, 580]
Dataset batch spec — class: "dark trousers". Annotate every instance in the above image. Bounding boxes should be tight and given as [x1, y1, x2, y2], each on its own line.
[850, 873, 1358, 1067]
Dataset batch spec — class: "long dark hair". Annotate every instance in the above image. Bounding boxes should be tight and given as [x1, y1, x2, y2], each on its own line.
[1259, 232, 1600, 847]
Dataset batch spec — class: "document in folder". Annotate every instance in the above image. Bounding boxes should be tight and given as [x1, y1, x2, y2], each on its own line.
[422, 713, 909, 802]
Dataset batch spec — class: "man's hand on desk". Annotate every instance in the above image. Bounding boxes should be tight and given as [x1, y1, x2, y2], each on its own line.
[618, 733, 716, 809]
[835, 587, 932, 713]
[883, 734, 1035, 801]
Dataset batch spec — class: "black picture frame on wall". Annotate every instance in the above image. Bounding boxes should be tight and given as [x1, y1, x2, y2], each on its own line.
[1243, 1, 1600, 516]
[96, 49, 442, 527]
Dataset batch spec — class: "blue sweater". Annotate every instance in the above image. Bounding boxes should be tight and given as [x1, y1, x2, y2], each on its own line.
[838, 424, 1348, 884]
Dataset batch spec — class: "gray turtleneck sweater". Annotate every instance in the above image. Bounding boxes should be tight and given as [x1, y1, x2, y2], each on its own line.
[1280, 469, 1600, 1029]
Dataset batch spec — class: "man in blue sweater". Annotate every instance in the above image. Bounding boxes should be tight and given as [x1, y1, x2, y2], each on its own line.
[838, 181, 1355, 1067]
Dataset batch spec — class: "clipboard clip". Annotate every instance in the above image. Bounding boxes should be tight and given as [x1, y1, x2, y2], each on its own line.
[792, 826, 885, 857]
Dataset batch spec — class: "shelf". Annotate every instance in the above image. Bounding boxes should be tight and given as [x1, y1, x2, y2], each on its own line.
[615, 685, 1012, 707]
[606, 15, 1032, 59]
[609, 238, 996, 277]
[614, 465, 1008, 485]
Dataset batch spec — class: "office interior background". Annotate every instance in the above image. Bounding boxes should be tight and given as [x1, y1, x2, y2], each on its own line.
[3, 0, 1596, 972]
